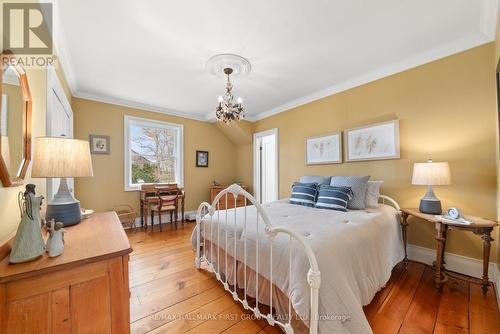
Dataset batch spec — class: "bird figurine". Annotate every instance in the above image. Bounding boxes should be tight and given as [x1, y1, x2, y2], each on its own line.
[46, 219, 65, 257]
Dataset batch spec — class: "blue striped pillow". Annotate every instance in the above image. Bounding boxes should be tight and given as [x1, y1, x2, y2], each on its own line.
[290, 182, 318, 207]
[315, 185, 353, 212]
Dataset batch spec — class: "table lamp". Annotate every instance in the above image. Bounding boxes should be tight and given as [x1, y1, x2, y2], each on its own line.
[411, 159, 451, 214]
[32, 137, 93, 226]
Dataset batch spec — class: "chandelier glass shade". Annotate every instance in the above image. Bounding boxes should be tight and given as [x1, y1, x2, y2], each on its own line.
[215, 68, 245, 124]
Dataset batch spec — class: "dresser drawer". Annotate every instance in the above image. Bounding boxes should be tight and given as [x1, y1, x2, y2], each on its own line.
[210, 186, 248, 209]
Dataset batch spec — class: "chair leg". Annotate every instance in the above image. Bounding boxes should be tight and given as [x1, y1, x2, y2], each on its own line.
[150, 211, 153, 230]
[170, 212, 173, 229]
[159, 211, 162, 232]
[175, 211, 178, 229]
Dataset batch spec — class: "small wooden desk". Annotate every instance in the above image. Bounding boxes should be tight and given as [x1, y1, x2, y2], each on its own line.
[0, 212, 132, 333]
[140, 186, 185, 228]
[401, 208, 498, 294]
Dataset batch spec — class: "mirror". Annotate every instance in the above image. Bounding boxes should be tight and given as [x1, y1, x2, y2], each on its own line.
[0, 62, 32, 187]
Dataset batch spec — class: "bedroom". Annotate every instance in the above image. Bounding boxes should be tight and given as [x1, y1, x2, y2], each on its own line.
[0, 0, 499, 333]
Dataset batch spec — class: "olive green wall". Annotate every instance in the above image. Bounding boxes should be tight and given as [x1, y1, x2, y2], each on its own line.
[494, 12, 500, 270]
[72, 98, 239, 214]
[237, 43, 498, 261]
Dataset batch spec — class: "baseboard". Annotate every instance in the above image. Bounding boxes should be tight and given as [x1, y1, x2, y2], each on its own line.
[407, 244, 498, 282]
[408, 244, 500, 303]
[184, 210, 197, 221]
[121, 216, 183, 229]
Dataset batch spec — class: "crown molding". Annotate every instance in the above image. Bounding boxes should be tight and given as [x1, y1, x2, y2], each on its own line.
[204, 112, 257, 123]
[73, 91, 208, 122]
[253, 32, 493, 121]
[55, 0, 499, 124]
[52, 0, 78, 95]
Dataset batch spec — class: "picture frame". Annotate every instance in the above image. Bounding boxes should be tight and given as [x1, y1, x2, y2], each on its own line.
[305, 132, 342, 165]
[344, 120, 400, 162]
[196, 150, 209, 167]
[89, 134, 110, 155]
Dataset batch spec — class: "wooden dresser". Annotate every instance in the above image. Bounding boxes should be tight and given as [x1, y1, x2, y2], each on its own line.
[210, 185, 248, 209]
[0, 212, 132, 334]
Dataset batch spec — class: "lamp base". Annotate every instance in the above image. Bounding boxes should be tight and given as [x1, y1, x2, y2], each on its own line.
[46, 177, 82, 226]
[46, 202, 82, 226]
[419, 199, 442, 215]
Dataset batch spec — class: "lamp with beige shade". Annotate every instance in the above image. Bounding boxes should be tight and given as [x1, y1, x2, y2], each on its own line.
[412, 159, 451, 214]
[32, 137, 93, 226]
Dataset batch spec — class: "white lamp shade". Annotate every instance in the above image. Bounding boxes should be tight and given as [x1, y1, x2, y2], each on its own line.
[32, 137, 93, 178]
[412, 161, 451, 186]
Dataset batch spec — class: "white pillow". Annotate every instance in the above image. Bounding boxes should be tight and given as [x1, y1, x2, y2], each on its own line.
[365, 181, 383, 208]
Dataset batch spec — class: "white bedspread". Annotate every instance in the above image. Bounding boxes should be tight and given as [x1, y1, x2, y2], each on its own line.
[193, 199, 405, 333]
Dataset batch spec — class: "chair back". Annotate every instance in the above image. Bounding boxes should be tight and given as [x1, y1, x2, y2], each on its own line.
[157, 187, 181, 210]
[140, 183, 177, 200]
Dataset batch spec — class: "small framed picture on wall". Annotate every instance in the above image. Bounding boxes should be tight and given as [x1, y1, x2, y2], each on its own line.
[196, 150, 209, 167]
[305, 132, 342, 165]
[89, 135, 111, 155]
[344, 120, 400, 162]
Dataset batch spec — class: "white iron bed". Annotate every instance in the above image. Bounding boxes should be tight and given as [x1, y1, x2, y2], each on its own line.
[194, 184, 405, 334]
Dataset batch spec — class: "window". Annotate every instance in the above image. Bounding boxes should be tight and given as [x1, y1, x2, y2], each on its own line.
[124, 115, 183, 191]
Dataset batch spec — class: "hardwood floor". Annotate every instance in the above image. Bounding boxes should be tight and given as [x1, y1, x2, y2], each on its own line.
[127, 222, 500, 334]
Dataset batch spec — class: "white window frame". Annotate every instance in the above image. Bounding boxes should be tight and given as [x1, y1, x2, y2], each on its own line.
[124, 115, 184, 191]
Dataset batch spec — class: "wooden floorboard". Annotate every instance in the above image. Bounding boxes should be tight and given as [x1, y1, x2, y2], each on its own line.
[128, 223, 500, 334]
[434, 278, 469, 334]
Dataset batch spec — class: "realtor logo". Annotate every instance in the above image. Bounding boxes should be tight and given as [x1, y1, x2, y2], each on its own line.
[2, 2, 53, 54]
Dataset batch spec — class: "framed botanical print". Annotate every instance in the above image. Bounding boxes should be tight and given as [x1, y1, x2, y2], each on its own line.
[89, 134, 111, 155]
[305, 132, 342, 165]
[344, 120, 400, 162]
[196, 150, 209, 167]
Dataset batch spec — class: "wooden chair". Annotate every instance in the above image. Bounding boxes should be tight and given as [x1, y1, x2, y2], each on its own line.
[140, 183, 177, 229]
[150, 187, 182, 231]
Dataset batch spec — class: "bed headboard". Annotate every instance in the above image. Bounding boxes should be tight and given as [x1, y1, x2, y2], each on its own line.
[379, 195, 401, 211]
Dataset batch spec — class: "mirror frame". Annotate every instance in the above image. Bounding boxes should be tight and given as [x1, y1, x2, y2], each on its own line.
[0, 55, 32, 187]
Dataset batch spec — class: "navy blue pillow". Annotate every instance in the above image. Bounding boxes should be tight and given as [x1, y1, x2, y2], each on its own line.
[315, 185, 353, 212]
[290, 182, 318, 207]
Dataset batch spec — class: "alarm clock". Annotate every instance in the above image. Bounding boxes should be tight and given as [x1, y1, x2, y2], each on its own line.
[446, 207, 462, 220]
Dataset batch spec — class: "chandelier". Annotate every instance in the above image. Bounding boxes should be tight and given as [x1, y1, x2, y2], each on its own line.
[215, 67, 245, 124]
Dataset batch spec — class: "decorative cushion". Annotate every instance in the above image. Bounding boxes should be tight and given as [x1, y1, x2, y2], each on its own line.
[299, 175, 332, 185]
[365, 180, 384, 208]
[315, 185, 353, 212]
[290, 182, 319, 207]
[151, 204, 176, 212]
[330, 176, 370, 210]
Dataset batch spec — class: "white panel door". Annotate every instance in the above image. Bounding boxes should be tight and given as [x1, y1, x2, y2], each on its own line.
[46, 67, 74, 200]
[253, 129, 278, 204]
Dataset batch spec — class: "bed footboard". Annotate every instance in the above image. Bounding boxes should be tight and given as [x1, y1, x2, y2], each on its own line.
[195, 184, 320, 334]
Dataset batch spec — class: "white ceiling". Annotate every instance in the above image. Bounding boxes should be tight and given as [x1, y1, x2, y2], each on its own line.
[55, 0, 499, 122]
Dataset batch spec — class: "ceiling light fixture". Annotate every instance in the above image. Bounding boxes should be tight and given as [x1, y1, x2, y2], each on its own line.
[215, 67, 244, 124]
[207, 54, 251, 124]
